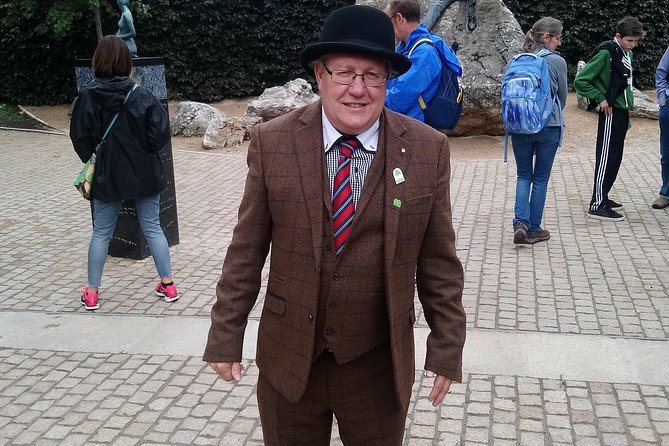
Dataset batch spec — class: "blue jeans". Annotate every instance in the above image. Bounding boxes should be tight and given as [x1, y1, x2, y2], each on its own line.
[660, 104, 669, 198]
[88, 194, 171, 287]
[511, 127, 561, 232]
[422, 0, 476, 30]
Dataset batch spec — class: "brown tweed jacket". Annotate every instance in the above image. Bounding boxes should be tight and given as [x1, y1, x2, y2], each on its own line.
[204, 101, 466, 411]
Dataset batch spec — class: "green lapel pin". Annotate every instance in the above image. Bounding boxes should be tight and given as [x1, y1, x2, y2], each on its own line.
[393, 198, 401, 208]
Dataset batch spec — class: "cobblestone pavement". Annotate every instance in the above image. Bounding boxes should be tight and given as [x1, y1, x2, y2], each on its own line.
[0, 129, 668, 445]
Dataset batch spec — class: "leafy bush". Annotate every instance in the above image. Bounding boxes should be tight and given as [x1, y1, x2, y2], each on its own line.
[2, 1, 665, 104]
[504, 0, 669, 90]
[0, 0, 352, 105]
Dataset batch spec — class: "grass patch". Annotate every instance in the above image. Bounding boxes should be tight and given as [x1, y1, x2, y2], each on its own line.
[0, 103, 28, 122]
[0, 102, 52, 130]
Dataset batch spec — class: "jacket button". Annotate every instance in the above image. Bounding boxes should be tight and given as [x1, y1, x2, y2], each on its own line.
[328, 303, 336, 310]
[308, 314, 313, 322]
[325, 243, 331, 251]
[326, 328, 335, 336]
[332, 273, 340, 281]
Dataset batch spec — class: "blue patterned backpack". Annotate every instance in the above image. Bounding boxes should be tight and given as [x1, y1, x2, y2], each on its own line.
[501, 49, 562, 161]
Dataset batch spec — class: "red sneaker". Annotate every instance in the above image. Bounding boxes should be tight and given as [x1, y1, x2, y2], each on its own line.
[155, 282, 179, 302]
[81, 287, 99, 310]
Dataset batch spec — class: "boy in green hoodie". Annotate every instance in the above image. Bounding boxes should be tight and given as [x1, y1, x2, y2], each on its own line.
[574, 16, 645, 221]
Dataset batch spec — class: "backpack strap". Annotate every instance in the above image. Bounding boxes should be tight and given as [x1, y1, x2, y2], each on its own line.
[408, 38, 438, 112]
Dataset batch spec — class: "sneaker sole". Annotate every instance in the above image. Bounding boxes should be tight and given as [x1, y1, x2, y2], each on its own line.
[526, 235, 550, 244]
[587, 213, 624, 222]
[155, 290, 179, 302]
[80, 300, 99, 311]
[609, 206, 623, 211]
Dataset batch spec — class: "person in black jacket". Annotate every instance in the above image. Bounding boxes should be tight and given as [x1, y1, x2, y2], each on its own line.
[70, 35, 177, 310]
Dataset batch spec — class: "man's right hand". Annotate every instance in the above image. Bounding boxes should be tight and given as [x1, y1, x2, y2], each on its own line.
[599, 100, 613, 116]
[208, 362, 243, 381]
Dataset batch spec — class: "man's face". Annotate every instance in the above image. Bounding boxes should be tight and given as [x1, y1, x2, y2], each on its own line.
[616, 34, 641, 52]
[314, 54, 388, 136]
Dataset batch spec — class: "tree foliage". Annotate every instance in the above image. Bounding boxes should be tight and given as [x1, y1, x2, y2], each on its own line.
[503, 0, 669, 90]
[1, 1, 666, 105]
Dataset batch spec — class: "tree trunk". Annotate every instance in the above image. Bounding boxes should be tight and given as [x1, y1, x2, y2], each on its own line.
[94, 7, 103, 42]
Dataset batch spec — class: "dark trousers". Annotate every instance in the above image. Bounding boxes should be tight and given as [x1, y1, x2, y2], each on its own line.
[257, 342, 407, 446]
[590, 108, 629, 210]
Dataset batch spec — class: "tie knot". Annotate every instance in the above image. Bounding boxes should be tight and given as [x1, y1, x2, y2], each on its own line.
[338, 137, 359, 158]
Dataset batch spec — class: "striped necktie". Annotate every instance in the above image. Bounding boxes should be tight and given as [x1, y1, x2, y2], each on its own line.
[332, 137, 359, 256]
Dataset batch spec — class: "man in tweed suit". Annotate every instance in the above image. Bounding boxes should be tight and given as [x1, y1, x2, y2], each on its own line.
[204, 5, 466, 445]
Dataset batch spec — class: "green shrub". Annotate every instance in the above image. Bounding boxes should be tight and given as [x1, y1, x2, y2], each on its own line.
[504, 0, 669, 90]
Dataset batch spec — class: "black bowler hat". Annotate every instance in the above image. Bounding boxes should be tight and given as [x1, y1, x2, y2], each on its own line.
[300, 5, 411, 76]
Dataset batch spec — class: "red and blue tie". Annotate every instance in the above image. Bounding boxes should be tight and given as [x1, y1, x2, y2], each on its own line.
[332, 137, 359, 256]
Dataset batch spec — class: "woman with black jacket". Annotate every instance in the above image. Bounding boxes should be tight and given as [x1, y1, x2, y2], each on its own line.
[71, 35, 177, 310]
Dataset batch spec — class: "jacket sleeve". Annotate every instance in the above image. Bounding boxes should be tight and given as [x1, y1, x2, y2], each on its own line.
[145, 94, 170, 153]
[574, 50, 609, 104]
[416, 135, 466, 382]
[385, 45, 441, 115]
[554, 56, 568, 109]
[203, 125, 272, 363]
[656, 46, 669, 106]
[69, 93, 98, 163]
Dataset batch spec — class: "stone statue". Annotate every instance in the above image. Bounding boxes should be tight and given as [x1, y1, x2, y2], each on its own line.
[116, 0, 137, 57]
[423, 0, 477, 32]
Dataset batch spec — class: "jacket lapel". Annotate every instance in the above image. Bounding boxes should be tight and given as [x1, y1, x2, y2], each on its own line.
[382, 110, 411, 266]
[295, 101, 326, 268]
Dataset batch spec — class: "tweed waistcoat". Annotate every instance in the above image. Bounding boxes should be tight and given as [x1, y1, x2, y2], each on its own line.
[313, 152, 389, 361]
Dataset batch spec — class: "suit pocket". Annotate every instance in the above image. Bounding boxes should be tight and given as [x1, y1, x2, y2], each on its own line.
[403, 193, 433, 211]
[264, 292, 286, 316]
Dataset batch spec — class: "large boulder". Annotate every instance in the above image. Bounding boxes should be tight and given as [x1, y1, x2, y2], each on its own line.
[357, 0, 524, 136]
[575, 60, 659, 119]
[203, 116, 263, 150]
[245, 78, 320, 121]
[171, 101, 225, 137]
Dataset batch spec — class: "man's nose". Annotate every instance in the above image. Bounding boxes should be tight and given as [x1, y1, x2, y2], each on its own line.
[348, 75, 366, 95]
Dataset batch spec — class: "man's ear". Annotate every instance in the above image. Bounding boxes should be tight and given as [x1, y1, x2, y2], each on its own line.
[313, 63, 325, 87]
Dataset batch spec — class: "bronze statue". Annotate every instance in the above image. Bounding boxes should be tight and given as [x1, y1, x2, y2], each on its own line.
[116, 0, 137, 57]
[423, 0, 477, 32]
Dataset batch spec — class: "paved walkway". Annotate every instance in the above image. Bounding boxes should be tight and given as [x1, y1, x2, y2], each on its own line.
[0, 127, 668, 445]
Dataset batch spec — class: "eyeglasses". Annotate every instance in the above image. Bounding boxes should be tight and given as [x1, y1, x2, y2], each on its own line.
[322, 64, 388, 87]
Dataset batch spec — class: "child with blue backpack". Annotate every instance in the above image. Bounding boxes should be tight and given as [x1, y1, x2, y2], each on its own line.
[574, 17, 645, 221]
[507, 17, 568, 244]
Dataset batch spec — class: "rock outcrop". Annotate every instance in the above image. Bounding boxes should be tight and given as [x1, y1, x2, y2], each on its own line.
[245, 78, 319, 121]
[171, 101, 225, 137]
[357, 0, 524, 136]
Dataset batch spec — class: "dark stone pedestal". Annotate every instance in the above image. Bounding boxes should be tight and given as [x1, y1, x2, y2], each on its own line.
[74, 57, 179, 260]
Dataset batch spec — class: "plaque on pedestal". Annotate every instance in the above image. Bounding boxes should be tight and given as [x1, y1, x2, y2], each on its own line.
[74, 57, 179, 260]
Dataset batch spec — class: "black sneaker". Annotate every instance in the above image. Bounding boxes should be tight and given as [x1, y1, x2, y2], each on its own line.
[588, 207, 624, 221]
[513, 222, 528, 244]
[605, 199, 623, 211]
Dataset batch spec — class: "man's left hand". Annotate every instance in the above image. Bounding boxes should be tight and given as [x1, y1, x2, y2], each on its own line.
[425, 370, 453, 407]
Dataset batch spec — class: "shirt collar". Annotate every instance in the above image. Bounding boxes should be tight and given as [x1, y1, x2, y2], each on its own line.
[322, 108, 379, 154]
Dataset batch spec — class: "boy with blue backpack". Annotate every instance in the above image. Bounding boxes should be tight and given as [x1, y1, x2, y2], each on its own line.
[501, 17, 568, 245]
[574, 16, 645, 221]
[385, 0, 463, 130]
